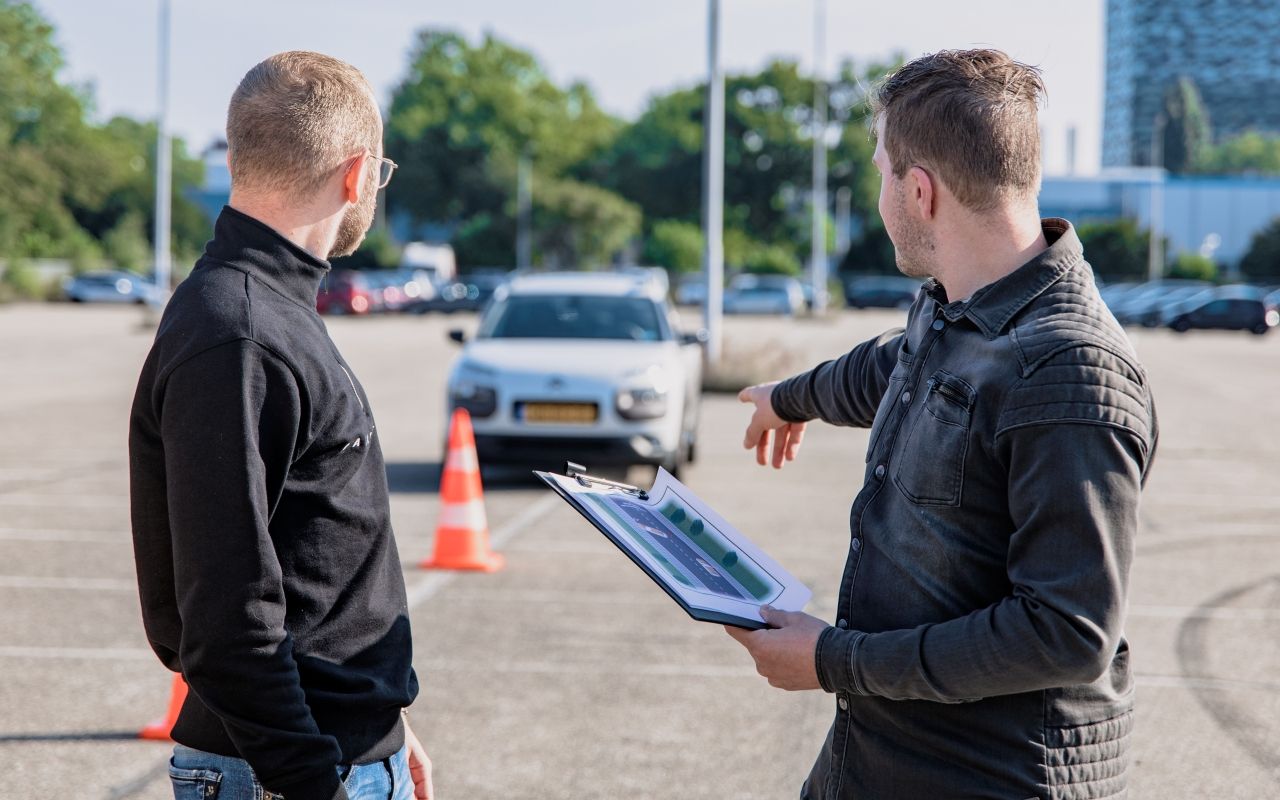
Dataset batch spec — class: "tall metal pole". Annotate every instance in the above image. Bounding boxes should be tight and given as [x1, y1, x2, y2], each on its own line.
[835, 186, 852, 259]
[1148, 113, 1165, 283]
[701, 0, 724, 364]
[809, 0, 828, 314]
[517, 146, 532, 270]
[153, 0, 172, 303]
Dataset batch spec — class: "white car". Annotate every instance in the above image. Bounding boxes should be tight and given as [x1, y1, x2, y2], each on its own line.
[445, 271, 705, 475]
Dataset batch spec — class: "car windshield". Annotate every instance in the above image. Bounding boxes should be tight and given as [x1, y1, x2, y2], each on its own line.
[479, 294, 667, 341]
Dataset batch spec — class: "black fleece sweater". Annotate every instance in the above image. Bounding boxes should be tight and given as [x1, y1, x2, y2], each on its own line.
[129, 207, 418, 800]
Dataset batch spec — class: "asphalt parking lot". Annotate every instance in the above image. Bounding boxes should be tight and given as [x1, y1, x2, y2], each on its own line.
[0, 303, 1277, 799]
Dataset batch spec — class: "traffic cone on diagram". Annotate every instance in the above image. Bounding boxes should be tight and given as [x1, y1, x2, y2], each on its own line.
[420, 408, 504, 572]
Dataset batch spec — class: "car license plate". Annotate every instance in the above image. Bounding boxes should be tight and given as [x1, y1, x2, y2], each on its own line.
[521, 402, 598, 424]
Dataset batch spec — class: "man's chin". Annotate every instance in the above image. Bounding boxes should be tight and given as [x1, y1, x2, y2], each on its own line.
[328, 233, 366, 260]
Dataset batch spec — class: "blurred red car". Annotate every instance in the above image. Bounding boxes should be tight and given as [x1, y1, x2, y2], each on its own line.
[317, 270, 374, 315]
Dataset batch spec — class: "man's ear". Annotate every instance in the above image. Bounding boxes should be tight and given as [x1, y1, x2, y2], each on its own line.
[342, 154, 367, 204]
[907, 165, 935, 221]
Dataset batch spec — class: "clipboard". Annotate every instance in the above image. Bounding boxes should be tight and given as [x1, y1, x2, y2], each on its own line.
[535, 463, 812, 630]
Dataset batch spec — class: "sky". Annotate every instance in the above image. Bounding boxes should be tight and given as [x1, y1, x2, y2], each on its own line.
[34, 0, 1106, 175]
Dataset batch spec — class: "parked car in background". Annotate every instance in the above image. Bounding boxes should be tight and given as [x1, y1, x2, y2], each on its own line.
[1098, 281, 1140, 314]
[445, 270, 704, 475]
[1165, 286, 1278, 335]
[411, 270, 509, 314]
[842, 275, 921, 309]
[316, 269, 374, 315]
[63, 271, 160, 304]
[674, 273, 707, 307]
[361, 271, 399, 312]
[1108, 280, 1212, 326]
[723, 274, 805, 316]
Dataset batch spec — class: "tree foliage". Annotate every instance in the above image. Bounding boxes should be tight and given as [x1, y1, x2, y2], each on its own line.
[1160, 77, 1210, 174]
[1196, 131, 1280, 176]
[1077, 219, 1153, 280]
[1239, 217, 1280, 280]
[643, 220, 704, 273]
[386, 30, 633, 267]
[0, 1, 208, 266]
[1168, 251, 1218, 281]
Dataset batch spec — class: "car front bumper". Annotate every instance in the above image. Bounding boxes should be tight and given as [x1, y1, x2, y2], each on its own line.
[473, 432, 675, 469]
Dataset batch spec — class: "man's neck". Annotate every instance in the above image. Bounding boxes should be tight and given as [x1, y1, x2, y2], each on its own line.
[931, 210, 1048, 302]
[228, 192, 337, 261]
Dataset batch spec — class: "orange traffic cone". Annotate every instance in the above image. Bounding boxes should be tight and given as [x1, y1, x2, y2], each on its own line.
[139, 673, 188, 740]
[420, 408, 504, 572]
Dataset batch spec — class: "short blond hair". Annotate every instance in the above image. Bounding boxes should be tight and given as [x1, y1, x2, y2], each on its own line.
[870, 49, 1045, 212]
[226, 51, 381, 194]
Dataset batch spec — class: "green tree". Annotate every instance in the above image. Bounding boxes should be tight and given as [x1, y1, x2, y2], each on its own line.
[643, 220, 704, 273]
[1239, 217, 1280, 280]
[102, 211, 150, 272]
[742, 244, 802, 276]
[386, 30, 632, 266]
[587, 57, 897, 270]
[1168, 251, 1218, 281]
[1076, 219, 1153, 280]
[0, 2, 208, 264]
[1196, 131, 1280, 176]
[1160, 77, 1210, 174]
[532, 177, 642, 267]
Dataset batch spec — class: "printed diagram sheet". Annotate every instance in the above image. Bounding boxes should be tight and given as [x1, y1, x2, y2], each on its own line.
[537, 467, 811, 629]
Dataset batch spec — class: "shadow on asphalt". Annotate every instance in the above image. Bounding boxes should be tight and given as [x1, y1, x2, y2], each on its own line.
[0, 731, 140, 742]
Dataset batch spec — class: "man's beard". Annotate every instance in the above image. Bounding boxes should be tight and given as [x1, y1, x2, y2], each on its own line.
[890, 186, 935, 279]
[329, 176, 378, 259]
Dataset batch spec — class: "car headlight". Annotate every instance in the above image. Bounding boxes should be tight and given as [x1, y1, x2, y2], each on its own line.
[450, 380, 498, 418]
[616, 365, 670, 420]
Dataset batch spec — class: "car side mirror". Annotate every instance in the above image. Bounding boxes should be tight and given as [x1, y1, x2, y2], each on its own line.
[448, 329, 466, 345]
[680, 328, 710, 346]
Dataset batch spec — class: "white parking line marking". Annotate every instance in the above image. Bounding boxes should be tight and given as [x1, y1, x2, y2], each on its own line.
[0, 576, 134, 591]
[416, 658, 757, 679]
[0, 645, 152, 660]
[0, 494, 129, 508]
[0, 528, 124, 543]
[405, 493, 559, 610]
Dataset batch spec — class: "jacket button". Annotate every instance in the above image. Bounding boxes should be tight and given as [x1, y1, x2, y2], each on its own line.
[838, 697, 849, 711]
[837, 619, 848, 628]
[932, 319, 945, 331]
[900, 391, 911, 405]
[851, 537, 862, 552]
[874, 464, 885, 479]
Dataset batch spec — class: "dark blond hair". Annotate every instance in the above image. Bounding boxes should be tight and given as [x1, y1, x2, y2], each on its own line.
[870, 49, 1045, 211]
[226, 51, 381, 194]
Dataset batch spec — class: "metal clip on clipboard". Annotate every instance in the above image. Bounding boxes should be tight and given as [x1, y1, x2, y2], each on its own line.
[565, 462, 649, 500]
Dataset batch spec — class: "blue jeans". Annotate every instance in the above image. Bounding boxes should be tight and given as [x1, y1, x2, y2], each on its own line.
[169, 743, 413, 800]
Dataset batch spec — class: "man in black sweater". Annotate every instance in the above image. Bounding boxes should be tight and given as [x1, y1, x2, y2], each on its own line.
[129, 52, 430, 800]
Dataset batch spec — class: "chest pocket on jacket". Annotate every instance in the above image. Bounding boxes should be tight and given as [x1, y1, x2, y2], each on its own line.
[893, 370, 974, 506]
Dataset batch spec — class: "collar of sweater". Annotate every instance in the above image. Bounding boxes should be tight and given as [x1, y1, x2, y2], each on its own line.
[205, 205, 333, 308]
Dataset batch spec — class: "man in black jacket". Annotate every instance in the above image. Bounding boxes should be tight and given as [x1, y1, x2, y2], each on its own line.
[130, 52, 430, 800]
[729, 51, 1156, 798]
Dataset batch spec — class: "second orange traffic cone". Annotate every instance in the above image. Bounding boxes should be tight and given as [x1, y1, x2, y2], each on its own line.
[420, 408, 504, 572]
[139, 673, 188, 741]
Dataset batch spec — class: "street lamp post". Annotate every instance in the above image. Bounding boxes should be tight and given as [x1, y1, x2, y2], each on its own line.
[1147, 112, 1166, 283]
[701, 0, 725, 365]
[153, 0, 173, 303]
[809, 0, 828, 314]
